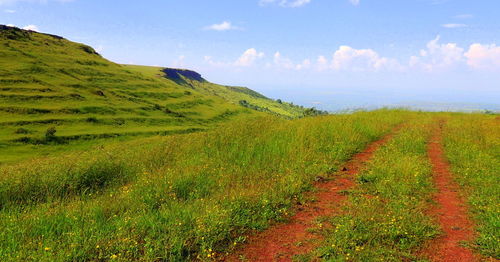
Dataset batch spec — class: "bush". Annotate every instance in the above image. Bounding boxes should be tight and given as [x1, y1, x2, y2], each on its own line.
[86, 117, 98, 123]
[45, 126, 57, 138]
[14, 128, 30, 134]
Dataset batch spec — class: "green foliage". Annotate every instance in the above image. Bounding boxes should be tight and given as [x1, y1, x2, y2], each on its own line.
[0, 110, 405, 261]
[443, 114, 500, 258]
[315, 118, 439, 261]
[303, 107, 329, 117]
[14, 128, 29, 134]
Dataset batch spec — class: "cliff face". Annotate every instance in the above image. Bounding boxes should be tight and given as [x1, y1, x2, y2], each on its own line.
[0, 25, 64, 40]
[162, 68, 205, 83]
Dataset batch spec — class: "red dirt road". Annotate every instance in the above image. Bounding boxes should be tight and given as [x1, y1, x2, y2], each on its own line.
[423, 124, 479, 262]
[224, 132, 395, 262]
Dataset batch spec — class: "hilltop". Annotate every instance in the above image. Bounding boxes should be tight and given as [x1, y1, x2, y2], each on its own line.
[0, 25, 308, 163]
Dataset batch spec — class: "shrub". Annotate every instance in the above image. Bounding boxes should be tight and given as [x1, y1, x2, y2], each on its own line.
[86, 117, 98, 123]
[14, 128, 30, 134]
[45, 126, 57, 138]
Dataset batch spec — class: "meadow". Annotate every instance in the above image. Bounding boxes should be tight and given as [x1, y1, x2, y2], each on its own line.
[442, 114, 499, 258]
[0, 26, 306, 164]
[1, 109, 497, 261]
[1, 25, 498, 262]
[311, 117, 439, 261]
[0, 110, 406, 261]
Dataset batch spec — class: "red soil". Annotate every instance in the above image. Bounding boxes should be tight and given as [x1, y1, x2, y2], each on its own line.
[223, 133, 395, 262]
[423, 124, 479, 262]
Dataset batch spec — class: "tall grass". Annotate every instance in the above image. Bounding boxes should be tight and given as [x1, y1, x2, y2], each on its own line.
[442, 114, 500, 258]
[313, 117, 439, 261]
[0, 110, 406, 261]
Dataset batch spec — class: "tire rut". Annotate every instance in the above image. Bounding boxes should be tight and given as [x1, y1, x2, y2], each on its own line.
[223, 130, 398, 262]
[422, 122, 480, 262]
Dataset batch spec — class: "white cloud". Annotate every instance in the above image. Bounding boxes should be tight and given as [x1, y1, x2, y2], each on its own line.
[22, 24, 38, 31]
[330, 46, 401, 71]
[349, 0, 360, 6]
[266, 52, 312, 70]
[454, 14, 473, 19]
[5, 23, 40, 32]
[204, 55, 232, 67]
[259, 0, 311, 8]
[464, 44, 500, 71]
[316, 55, 329, 71]
[171, 55, 186, 68]
[206, 48, 265, 67]
[273, 52, 294, 69]
[259, 0, 356, 7]
[235, 48, 265, 66]
[0, 0, 73, 5]
[204, 37, 500, 73]
[4, 9, 15, 12]
[204, 21, 241, 31]
[441, 23, 467, 28]
[409, 36, 464, 71]
[203, 56, 219, 66]
[296, 59, 311, 70]
[95, 45, 104, 53]
[286, 0, 311, 7]
[430, 0, 450, 5]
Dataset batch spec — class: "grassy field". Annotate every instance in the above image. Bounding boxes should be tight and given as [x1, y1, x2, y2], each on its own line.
[311, 117, 439, 261]
[0, 25, 309, 164]
[0, 110, 406, 261]
[1, 25, 498, 262]
[0, 108, 498, 261]
[442, 114, 499, 258]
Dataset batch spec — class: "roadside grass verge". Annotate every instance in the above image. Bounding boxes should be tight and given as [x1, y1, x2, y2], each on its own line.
[442, 114, 500, 258]
[312, 118, 439, 261]
[0, 110, 407, 261]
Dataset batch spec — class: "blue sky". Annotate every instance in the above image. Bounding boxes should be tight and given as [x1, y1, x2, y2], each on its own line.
[1, 0, 499, 110]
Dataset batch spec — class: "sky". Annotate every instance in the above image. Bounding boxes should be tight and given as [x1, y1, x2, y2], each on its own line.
[1, 0, 499, 111]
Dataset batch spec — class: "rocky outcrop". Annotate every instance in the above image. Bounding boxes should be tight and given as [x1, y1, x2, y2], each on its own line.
[162, 68, 205, 84]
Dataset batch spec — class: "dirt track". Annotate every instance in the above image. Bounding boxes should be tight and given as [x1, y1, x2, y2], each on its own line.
[224, 132, 396, 261]
[422, 124, 479, 262]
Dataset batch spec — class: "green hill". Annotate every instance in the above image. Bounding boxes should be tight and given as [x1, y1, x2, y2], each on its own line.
[157, 67, 305, 118]
[0, 25, 306, 163]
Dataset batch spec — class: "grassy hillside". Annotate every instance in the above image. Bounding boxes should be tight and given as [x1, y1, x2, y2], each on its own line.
[156, 66, 307, 118]
[0, 110, 406, 261]
[0, 25, 306, 163]
[121, 65, 308, 118]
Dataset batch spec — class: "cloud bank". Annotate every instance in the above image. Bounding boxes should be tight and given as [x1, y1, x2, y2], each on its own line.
[205, 36, 500, 73]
